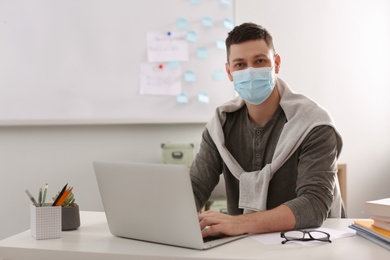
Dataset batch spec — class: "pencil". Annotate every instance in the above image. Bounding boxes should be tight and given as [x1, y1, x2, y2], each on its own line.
[52, 183, 68, 206]
[56, 187, 73, 206]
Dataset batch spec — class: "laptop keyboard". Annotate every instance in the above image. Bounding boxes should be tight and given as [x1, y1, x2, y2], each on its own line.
[203, 233, 225, 243]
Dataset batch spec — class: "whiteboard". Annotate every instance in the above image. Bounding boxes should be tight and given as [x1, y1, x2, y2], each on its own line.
[0, 0, 235, 125]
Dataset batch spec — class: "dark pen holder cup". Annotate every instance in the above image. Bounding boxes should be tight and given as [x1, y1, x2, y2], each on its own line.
[61, 204, 80, 231]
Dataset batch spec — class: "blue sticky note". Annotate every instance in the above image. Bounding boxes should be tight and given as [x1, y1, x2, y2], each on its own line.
[197, 47, 208, 59]
[184, 71, 196, 82]
[223, 18, 234, 30]
[201, 17, 213, 28]
[190, 0, 200, 4]
[220, 0, 231, 5]
[198, 92, 210, 103]
[186, 31, 198, 42]
[177, 93, 189, 104]
[216, 40, 226, 50]
[176, 18, 188, 30]
[213, 69, 225, 81]
[168, 61, 181, 69]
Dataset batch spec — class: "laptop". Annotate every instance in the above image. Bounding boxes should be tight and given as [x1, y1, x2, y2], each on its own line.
[93, 161, 248, 250]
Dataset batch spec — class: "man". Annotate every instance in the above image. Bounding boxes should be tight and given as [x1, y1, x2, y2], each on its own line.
[190, 23, 344, 238]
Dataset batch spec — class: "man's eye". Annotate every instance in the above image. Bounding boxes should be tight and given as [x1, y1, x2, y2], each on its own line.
[234, 63, 243, 67]
[256, 59, 265, 63]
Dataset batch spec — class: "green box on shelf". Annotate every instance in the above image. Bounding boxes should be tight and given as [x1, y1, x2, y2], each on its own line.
[161, 143, 196, 167]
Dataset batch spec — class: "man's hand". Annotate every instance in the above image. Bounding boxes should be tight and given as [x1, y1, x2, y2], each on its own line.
[198, 210, 245, 238]
[198, 205, 296, 238]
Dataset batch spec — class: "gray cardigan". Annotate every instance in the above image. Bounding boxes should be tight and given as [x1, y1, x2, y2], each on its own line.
[190, 77, 343, 228]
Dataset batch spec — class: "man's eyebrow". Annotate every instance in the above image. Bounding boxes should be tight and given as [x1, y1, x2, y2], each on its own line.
[231, 58, 245, 63]
[231, 54, 269, 62]
[253, 54, 269, 59]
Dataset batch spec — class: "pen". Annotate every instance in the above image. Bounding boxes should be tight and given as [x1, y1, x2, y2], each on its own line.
[25, 189, 38, 207]
[38, 188, 42, 207]
[53, 183, 68, 206]
[42, 183, 48, 207]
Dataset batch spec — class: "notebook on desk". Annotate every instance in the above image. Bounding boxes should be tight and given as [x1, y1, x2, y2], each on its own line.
[93, 161, 247, 250]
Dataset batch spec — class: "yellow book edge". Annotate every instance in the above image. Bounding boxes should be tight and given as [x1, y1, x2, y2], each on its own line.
[354, 220, 390, 239]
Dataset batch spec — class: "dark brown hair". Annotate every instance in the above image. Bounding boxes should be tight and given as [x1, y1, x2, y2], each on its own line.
[225, 23, 275, 62]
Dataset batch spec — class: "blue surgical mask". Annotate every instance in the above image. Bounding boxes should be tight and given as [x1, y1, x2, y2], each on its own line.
[232, 67, 275, 105]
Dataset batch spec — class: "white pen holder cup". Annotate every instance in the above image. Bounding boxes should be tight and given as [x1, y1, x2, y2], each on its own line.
[30, 204, 62, 240]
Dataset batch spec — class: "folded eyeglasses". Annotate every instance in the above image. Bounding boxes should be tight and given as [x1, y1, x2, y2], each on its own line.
[280, 230, 332, 244]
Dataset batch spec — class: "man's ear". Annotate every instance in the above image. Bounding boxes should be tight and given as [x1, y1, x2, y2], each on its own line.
[225, 63, 233, 82]
[275, 54, 281, 74]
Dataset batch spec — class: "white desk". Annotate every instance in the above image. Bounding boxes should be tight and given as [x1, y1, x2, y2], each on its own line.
[0, 211, 388, 260]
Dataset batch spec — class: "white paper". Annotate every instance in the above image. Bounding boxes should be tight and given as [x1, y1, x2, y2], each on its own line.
[147, 31, 189, 63]
[139, 63, 182, 96]
[251, 227, 355, 245]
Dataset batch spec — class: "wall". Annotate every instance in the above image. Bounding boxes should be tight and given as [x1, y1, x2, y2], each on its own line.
[1, 0, 390, 240]
[236, 0, 390, 216]
[0, 124, 205, 239]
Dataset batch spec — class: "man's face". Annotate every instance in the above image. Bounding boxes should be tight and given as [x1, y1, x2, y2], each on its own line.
[225, 39, 280, 82]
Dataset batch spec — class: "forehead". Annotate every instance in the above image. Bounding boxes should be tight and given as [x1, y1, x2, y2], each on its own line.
[228, 39, 273, 62]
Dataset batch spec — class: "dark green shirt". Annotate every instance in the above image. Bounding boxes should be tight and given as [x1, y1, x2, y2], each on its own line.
[190, 105, 342, 229]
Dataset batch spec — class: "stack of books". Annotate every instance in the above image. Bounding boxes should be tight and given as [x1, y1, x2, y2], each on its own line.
[349, 198, 390, 250]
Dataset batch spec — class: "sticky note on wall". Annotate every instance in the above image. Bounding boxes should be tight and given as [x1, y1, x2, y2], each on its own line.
[197, 47, 208, 59]
[186, 31, 198, 42]
[198, 92, 210, 103]
[176, 93, 189, 104]
[201, 17, 213, 27]
[168, 61, 181, 68]
[184, 71, 196, 82]
[216, 40, 226, 50]
[176, 18, 188, 29]
[223, 18, 234, 30]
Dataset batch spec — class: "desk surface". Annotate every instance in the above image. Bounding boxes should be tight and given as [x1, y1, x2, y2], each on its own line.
[0, 211, 389, 260]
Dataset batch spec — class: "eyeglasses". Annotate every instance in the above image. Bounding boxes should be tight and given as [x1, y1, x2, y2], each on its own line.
[280, 230, 332, 244]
